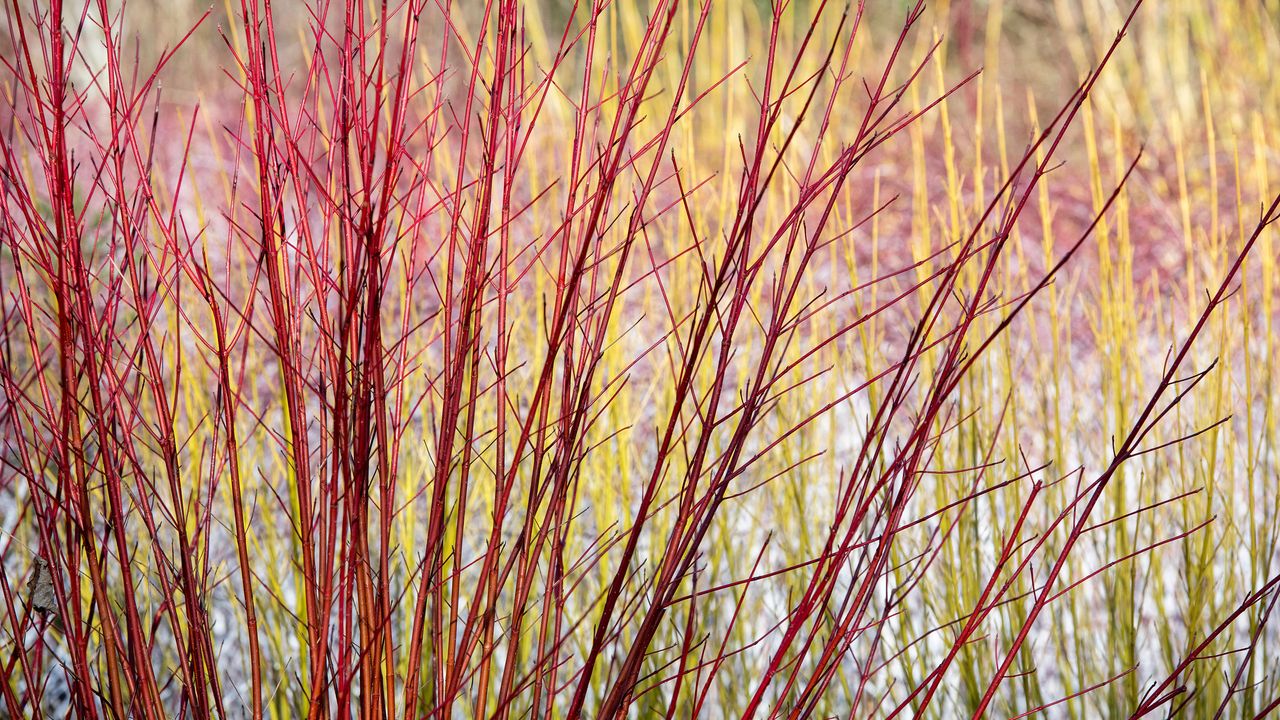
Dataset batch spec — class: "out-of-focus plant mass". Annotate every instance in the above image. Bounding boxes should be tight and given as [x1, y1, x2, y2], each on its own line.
[1, 0, 1279, 717]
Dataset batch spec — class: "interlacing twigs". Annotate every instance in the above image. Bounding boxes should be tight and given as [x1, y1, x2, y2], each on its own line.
[1, 0, 1278, 717]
